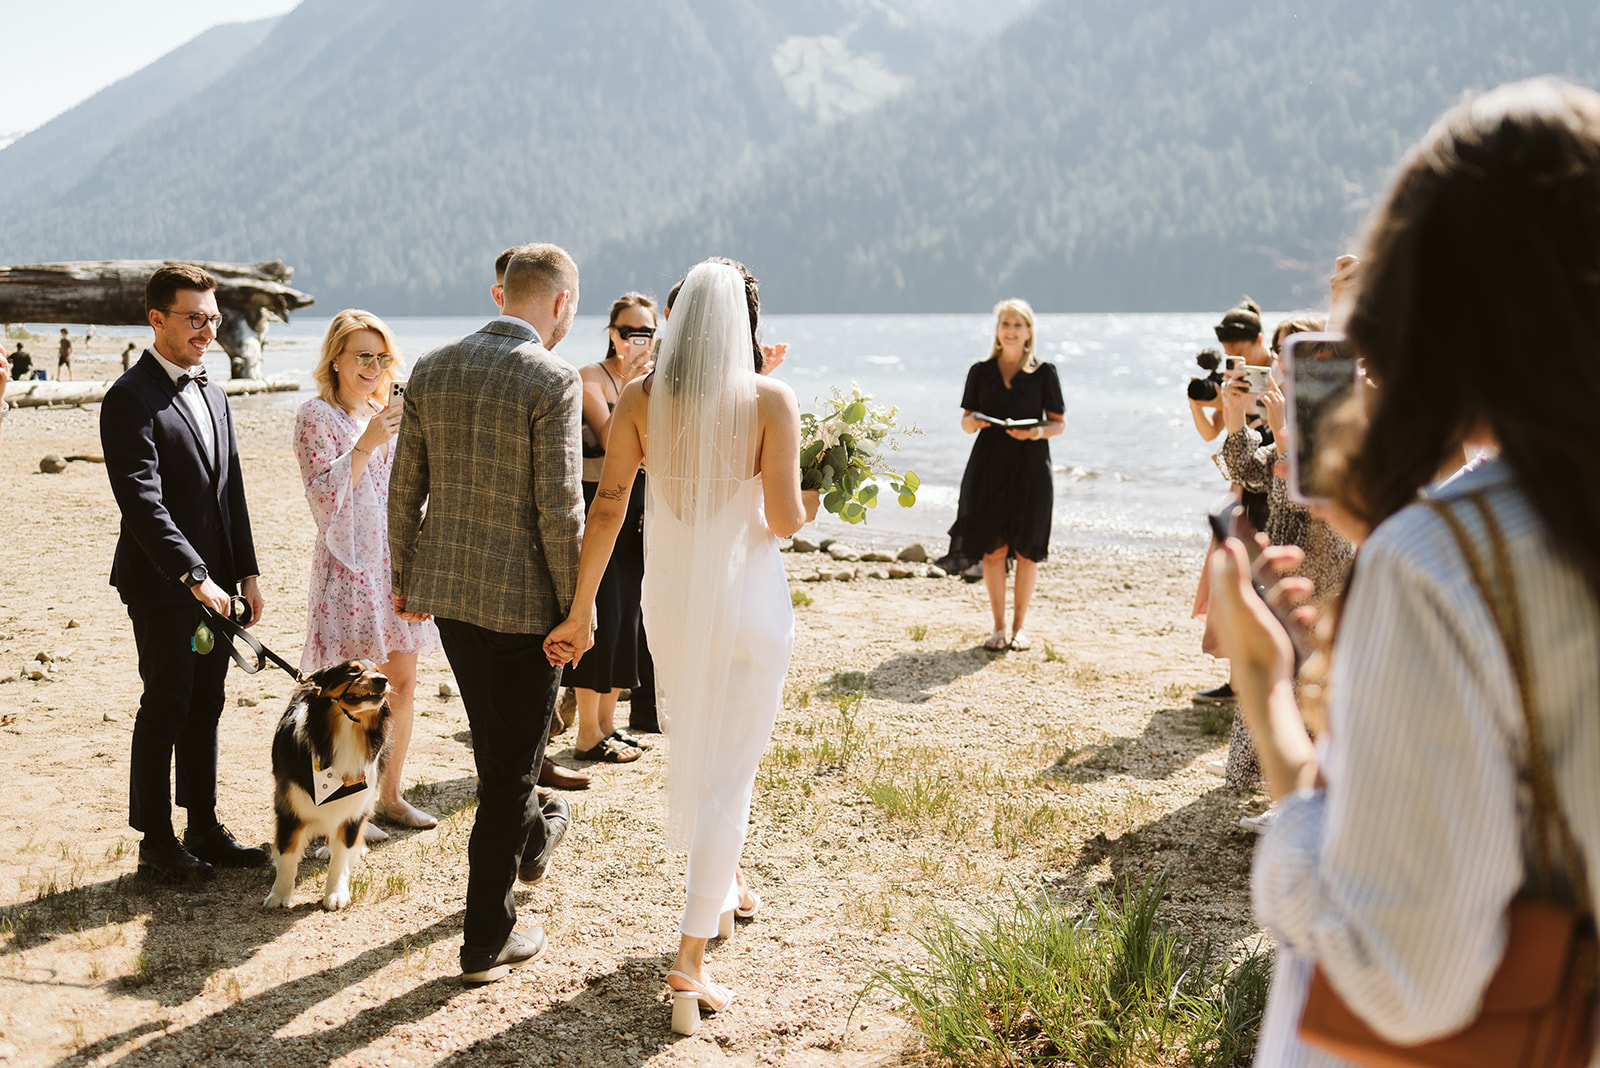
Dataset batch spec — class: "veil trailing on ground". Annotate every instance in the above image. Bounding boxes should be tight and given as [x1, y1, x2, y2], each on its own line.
[644, 261, 761, 849]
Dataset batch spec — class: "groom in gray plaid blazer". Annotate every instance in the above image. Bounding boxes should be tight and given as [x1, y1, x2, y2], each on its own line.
[389, 243, 585, 983]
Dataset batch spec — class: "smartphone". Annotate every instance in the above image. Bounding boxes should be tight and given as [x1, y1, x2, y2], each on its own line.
[1205, 501, 1311, 671]
[1223, 355, 1244, 373]
[1282, 333, 1357, 506]
[1241, 365, 1273, 393]
[386, 381, 406, 410]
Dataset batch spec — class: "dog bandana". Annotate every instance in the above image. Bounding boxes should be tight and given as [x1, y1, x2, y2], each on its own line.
[312, 761, 369, 806]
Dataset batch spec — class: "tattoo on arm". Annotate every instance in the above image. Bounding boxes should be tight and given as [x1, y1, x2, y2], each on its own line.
[596, 484, 627, 502]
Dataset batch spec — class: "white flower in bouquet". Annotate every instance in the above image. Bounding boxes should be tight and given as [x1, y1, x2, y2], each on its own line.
[798, 383, 920, 525]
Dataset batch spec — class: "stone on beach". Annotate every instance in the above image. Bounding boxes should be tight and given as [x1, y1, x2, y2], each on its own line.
[789, 537, 819, 553]
[896, 543, 928, 563]
[38, 454, 67, 474]
[826, 544, 860, 561]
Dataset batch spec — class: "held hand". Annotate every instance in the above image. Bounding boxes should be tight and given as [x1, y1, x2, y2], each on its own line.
[543, 615, 594, 667]
[801, 488, 820, 524]
[191, 576, 231, 616]
[761, 343, 787, 375]
[1220, 370, 1252, 431]
[1261, 382, 1286, 442]
[391, 594, 430, 623]
[239, 575, 264, 628]
[357, 401, 401, 453]
[1005, 425, 1042, 441]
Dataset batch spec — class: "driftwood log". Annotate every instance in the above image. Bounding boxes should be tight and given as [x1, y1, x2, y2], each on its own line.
[0, 260, 314, 379]
[5, 375, 300, 409]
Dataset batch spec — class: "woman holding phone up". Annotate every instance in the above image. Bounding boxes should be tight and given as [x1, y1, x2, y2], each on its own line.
[1209, 79, 1600, 1064]
[947, 299, 1065, 651]
[294, 310, 440, 831]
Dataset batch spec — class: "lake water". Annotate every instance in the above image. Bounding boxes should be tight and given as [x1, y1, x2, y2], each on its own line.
[244, 312, 1252, 557]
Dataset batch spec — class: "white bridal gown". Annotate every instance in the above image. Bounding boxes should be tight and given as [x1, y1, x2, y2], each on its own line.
[642, 472, 793, 938]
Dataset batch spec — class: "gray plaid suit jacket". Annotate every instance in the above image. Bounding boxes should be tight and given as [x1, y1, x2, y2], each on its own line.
[388, 317, 584, 634]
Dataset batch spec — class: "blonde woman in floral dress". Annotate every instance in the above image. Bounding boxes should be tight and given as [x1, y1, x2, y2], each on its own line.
[294, 310, 441, 831]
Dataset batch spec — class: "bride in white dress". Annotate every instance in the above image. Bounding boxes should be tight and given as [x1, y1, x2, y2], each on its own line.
[545, 259, 817, 1033]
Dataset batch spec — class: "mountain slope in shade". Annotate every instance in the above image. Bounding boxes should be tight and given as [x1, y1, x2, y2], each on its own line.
[586, 0, 1600, 312]
[0, 0, 975, 313]
[0, 19, 282, 220]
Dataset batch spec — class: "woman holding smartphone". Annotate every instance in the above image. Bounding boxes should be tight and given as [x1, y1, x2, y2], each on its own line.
[1209, 79, 1600, 1063]
[948, 299, 1065, 652]
[294, 310, 440, 830]
[563, 294, 659, 763]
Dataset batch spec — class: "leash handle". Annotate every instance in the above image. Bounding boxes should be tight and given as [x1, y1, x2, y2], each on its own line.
[202, 605, 303, 681]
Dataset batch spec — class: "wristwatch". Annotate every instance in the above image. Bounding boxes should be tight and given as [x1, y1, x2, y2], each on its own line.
[182, 564, 208, 588]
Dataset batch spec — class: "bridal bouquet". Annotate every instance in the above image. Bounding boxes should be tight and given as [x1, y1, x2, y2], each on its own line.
[799, 384, 919, 524]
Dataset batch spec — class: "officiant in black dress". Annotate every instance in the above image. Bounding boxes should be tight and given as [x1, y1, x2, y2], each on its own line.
[946, 299, 1065, 652]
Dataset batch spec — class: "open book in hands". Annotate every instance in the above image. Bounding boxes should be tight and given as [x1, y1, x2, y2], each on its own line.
[973, 413, 1046, 429]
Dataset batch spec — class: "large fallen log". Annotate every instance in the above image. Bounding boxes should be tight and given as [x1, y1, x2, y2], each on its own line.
[6, 375, 300, 408]
[0, 260, 314, 380]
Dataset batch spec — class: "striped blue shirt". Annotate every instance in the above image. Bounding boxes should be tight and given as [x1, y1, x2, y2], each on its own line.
[1251, 457, 1600, 1066]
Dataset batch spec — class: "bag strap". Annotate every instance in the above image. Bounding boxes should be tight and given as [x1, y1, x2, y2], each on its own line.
[1428, 493, 1592, 916]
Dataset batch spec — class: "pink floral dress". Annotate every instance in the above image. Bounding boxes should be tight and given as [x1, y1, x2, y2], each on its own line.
[293, 398, 439, 673]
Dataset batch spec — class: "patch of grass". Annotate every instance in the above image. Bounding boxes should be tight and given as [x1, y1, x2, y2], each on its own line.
[989, 799, 1071, 857]
[867, 876, 1270, 1067]
[823, 669, 869, 694]
[907, 623, 929, 641]
[1070, 661, 1107, 685]
[1199, 705, 1234, 737]
[1042, 640, 1065, 662]
[791, 589, 814, 608]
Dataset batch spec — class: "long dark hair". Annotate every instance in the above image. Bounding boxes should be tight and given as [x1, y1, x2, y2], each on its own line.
[603, 292, 656, 359]
[1342, 79, 1600, 604]
[668, 257, 763, 371]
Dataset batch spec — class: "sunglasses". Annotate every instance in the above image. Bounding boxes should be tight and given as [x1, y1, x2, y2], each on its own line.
[613, 326, 656, 341]
[349, 352, 396, 369]
[169, 311, 224, 330]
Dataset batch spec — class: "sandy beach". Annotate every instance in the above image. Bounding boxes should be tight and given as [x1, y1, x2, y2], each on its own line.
[0, 372, 1266, 1067]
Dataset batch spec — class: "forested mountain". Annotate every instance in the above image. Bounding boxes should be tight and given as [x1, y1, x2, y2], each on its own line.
[0, 19, 281, 219]
[0, 0, 971, 311]
[592, 0, 1600, 311]
[2, 0, 1595, 313]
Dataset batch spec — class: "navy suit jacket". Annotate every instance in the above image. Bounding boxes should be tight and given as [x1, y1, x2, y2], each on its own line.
[100, 350, 258, 606]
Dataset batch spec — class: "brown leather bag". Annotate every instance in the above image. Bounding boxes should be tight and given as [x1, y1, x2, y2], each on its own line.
[1297, 494, 1598, 1068]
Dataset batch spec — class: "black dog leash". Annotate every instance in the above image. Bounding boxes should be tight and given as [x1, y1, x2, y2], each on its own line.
[201, 602, 304, 681]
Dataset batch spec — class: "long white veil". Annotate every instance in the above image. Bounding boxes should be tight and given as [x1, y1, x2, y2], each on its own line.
[643, 261, 761, 849]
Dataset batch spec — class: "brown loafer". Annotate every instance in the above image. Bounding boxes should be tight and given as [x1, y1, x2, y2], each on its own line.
[539, 757, 590, 790]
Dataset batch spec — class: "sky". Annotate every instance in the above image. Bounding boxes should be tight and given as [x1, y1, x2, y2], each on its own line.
[0, 0, 301, 136]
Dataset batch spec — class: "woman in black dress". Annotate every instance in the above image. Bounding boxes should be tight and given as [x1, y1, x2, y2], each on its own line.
[949, 299, 1065, 651]
[565, 293, 659, 762]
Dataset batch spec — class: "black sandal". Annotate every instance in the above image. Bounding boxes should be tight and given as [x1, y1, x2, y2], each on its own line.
[608, 727, 653, 751]
[575, 736, 641, 763]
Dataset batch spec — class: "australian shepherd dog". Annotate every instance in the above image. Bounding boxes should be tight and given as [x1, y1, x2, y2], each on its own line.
[263, 661, 390, 910]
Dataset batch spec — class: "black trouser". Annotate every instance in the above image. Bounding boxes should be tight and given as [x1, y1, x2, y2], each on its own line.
[126, 601, 230, 837]
[436, 617, 559, 954]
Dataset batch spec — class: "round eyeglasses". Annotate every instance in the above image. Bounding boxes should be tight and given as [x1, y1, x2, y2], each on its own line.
[169, 311, 224, 331]
[350, 352, 396, 369]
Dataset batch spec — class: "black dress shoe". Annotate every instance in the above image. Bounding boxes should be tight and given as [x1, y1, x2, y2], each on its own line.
[518, 795, 571, 885]
[461, 926, 546, 984]
[137, 836, 216, 883]
[183, 823, 270, 868]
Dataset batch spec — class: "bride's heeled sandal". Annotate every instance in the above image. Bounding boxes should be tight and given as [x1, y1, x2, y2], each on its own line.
[735, 889, 762, 920]
[666, 969, 734, 1035]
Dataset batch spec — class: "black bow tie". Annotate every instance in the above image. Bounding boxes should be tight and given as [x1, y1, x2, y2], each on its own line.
[182, 369, 208, 388]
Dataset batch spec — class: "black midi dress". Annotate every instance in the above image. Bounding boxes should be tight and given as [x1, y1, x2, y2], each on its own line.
[946, 359, 1064, 569]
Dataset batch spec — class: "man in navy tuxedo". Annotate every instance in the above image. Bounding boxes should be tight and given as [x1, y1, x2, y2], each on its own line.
[100, 263, 268, 881]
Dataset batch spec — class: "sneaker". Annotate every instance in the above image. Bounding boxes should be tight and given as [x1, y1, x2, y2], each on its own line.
[1239, 808, 1278, 834]
[461, 926, 547, 984]
[1192, 682, 1236, 706]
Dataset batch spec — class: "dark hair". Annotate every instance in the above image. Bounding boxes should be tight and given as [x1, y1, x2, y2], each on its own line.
[604, 292, 657, 358]
[703, 257, 763, 371]
[1214, 300, 1263, 343]
[665, 278, 684, 313]
[1343, 78, 1600, 604]
[493, 246, 520, 285]
[145, 263, 217, 314]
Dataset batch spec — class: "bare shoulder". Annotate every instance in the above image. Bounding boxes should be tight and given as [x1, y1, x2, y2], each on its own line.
[578, 362, 608, 386]
[754, 375, 798, 414]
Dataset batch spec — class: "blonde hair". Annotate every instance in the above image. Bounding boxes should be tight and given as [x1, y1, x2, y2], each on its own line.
[988, 298, 1038, 369]
[315, 309, 405, 413]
